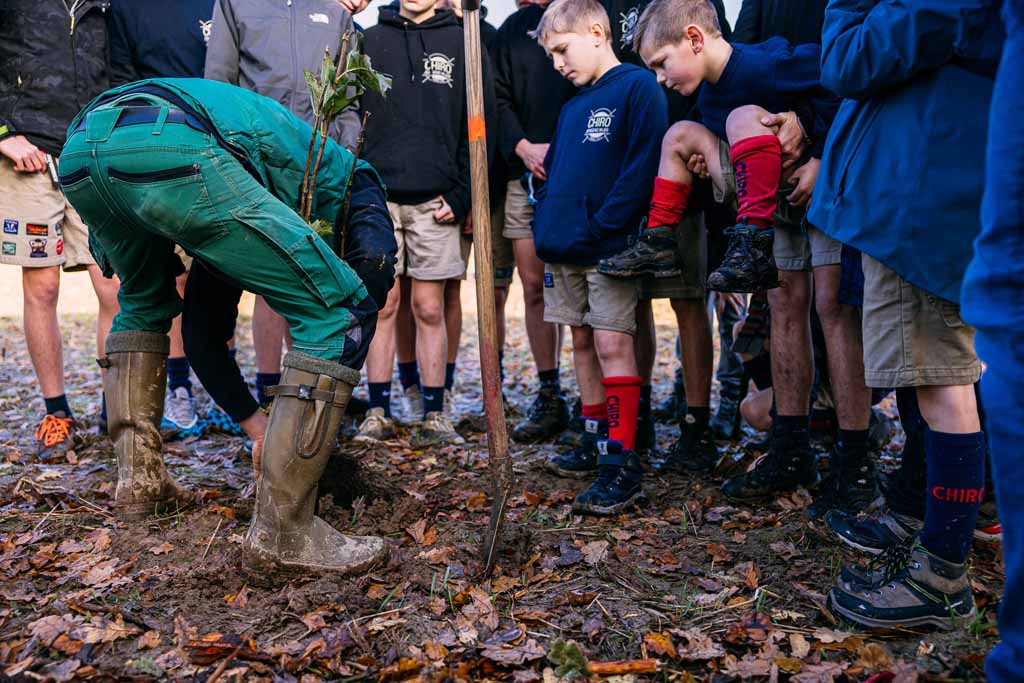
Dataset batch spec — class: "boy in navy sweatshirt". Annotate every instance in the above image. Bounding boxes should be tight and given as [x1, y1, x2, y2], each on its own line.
[531, 0, 668, 515]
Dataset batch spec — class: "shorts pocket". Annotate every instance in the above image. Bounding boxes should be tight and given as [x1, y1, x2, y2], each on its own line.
[925, 293, 966, 328]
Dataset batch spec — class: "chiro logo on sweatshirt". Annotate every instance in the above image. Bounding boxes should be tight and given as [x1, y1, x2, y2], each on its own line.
[583, 108, 615, 143]
[422, 53, 456, 88]
[199, 19, 212, 44]
[619, 7, 640, 51]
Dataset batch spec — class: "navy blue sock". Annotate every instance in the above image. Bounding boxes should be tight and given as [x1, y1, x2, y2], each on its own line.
[920, 428, 986, 564]
[639, 384, 652, 419]
[368, 382, 392, 417]
[688, 405, 710, 428]
[539, 368, 560, 392]
[167, 356, 192, 393]
[100, 394, 107, 423]
[445, 362, 456, 391]
[498, 351, 505, 384]
[891, 387, 927, 518]
[256, 372, 281, 406]
[44, 394, 72, 418]
[837, 428, 868, 458]
[422, 385, 444, 416]
[398, 361, 420, 390]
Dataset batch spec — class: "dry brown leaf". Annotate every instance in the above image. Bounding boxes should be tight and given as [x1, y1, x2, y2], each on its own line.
[791, 661, 846, 682]
[466, 492, 488, 510]
[225, 585, 250, 608]
[74, 614, 141, 643]
[138, 630, 161, 649]
[149, 542, 174, 555]
[643, 631, 677, 659]
[301, 607, 331, 632]
[670, 628, 726, 661]
[706, 543, 733, 563]
[581, 540, 609, 565]
[480, 638, 545, 666]
[789, 633, 811, 658]
[735, 561, 760, 589]
[857, 643, 895, 672]
[28, 614, 82, 647]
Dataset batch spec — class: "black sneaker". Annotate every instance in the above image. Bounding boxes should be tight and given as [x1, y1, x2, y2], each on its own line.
[597, 226, 680, 279]
[513, 388, 570, 443]
[706, 223, 779, 293]
[826, 508, 922, 556]
[661, 415, 719, 473]
[710, 386, 745, 440]
[829, 543, 976, 630]
[546, 418, 606, 479]
[721, 431, 817, 501]
[808, 446, 880, 519]
[572, 440, 646, 516]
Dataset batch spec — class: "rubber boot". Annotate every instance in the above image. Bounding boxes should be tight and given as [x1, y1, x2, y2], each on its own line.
[243, 351, 388, 576]
[102, 331, 194, 522]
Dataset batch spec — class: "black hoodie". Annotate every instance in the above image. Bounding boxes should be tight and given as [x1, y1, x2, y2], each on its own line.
[360, 7, 496, 222]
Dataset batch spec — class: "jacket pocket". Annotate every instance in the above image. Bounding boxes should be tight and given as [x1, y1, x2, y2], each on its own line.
[534, 193, 598, 263]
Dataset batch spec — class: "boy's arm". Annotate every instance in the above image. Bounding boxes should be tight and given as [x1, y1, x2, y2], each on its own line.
[590, 81, 668, 236]
[204, 0, 241, 84]
[494, 25, 528, 166]
[108, 5, 139, 87]
[731, 0, 762, 44]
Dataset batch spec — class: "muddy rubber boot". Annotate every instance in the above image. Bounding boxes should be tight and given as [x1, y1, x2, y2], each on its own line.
[102, 331, 194, 522]
[243, 351, 388, 576]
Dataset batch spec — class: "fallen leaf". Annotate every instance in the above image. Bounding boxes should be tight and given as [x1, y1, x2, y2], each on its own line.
[735, 561, 760, 589]
[138, 630, 161, 649]
[481, 638, 546, 666]
[857, 643, 895, 672]
[789, 633, 811, 658]
[366, 616, 406, 633]
[791, 661, 847, 682]
[643, 631, 676, 659]
[28, 614, 82, 647]
[225, 585, 250, 608]
[812, 627, 856, 644]
[466, 492, 488, 510]
[706, 543, 733, 563]
[149, 542, 174, 555]
[581, 540, 609, 565]
[670, 628, 726, 661]
[405, 519, 437, 546]
[74, 614, 141, 643]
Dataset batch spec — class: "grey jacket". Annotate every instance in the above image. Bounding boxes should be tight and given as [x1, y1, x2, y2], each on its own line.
[204, 0, 360, 149]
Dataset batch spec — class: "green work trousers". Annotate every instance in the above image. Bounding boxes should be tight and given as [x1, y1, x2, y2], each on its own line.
[60, 106, 371, 363]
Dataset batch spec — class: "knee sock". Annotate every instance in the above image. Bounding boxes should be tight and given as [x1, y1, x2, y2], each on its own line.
[44, 394, 72, 418]
[398, 361, 420, 391]
[730, 135, 782, 229]
[774, 413, 810, 451]
[688, 405, 710, 429]
[368, 382, 392, 417]
[837, 428, 869, 459]
[602, 376, 642, 451]
[891, 387, 927, 518]
[920, 428, 986, 564]
[539, 368, 560, 393]
[582, 402, 608, 420]
[422, 386, 445, 416]
[167, 356, 192, 393]
[639, 384, 652, 420]
[646, 177, 692, 230]
[255, 372, 280, 406]
[445, 362, 456, 392]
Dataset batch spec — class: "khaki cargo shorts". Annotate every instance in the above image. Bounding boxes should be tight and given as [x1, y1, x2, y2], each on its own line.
[543, 263, 639, 334]
[861, 254, 981, 388]
[0, 158, 94, 270]
[503, 179, 535, 240]
[388, 199, 467, 281]
[640, 211, 707, 301]
[713, 139, 840, 273]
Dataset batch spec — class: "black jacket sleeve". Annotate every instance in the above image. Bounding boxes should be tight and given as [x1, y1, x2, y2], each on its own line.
[338, 169, 398, 310]
[494, 25, 526, 167]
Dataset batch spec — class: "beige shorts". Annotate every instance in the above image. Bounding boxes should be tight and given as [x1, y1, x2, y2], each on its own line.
[491, 192, 515, 287]
[0, 158, 94, 271]
[861, 254, 982, 388]
[543, 263, 638, 334]
[388, 199, 467, 281]
[640, 212, 707, 301]
[713, 139, 839, 272]
[503, 179, 534, 240]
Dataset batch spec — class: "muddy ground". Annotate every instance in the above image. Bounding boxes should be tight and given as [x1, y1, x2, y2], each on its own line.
[0, 313, 1004, 682]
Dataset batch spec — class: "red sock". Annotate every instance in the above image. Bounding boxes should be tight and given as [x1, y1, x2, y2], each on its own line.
[582, 403, 608, 420]
[730, 135, 782, 229]
[602, 376, 641, 450]
[647, 177, 692, 229]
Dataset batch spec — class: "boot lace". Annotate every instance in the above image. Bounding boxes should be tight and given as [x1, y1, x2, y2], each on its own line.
[36, 414, 73, 448]
[866, 538, 916, 586]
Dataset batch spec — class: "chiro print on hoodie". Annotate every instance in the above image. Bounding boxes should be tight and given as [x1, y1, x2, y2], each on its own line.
[360, 7, 496, 223]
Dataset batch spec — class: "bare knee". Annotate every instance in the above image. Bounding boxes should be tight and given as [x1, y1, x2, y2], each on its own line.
[663, 121, 707, 156]
[726, 105, 771, 142]
[412, 295, 444, 327]
[571, 326, 595, 354]
[377, 284, 402, 321]
[594, 330, 633, 364]
[814, 285, 848, 330]
[23, 267, 60, 308]
[767, 272, 810, 320]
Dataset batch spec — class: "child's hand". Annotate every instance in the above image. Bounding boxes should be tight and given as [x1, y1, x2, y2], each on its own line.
[515, 139, 549, 180]
[786, 157, 820, 207]
[715, 291, 745, 318]
[686, 153, 709, 179]
[0, 135, 47, 173]
[434, 196, 456, 223]
[760, 111, 806, 170]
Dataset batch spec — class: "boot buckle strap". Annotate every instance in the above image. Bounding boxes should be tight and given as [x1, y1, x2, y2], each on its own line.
[267, 383, 345, 407]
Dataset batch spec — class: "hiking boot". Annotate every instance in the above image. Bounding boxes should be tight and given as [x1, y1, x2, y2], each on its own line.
[513, 387, 570, 443]
[721, 431, 817, 501]
[416, 411, 465, 446]
[710, 385, 745, 440]
[597, 226, 681, 279]
[546, 418, 606, 479]
[102, 331, 194, 521]
[572, 440, 646, 516]
[706, 223, 779, 293]
[352, 407, 396, 444]
[36, 412, 76, 460]
[635, 412, 658, 460]
[243, 351, 388, 576]
[661, 415, 719, 473]
[400, 384, 424, 423]
[557, 400, 585, 447]
[826, 508, 921, 556]
[974, 499, 1002, 543]
[829, 543, 976, 630]
[161, 386, 199, 440]
[808, 446, 880, 519]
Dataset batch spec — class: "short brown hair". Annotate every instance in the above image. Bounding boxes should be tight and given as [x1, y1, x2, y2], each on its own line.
[530, 0, 611, 44]
[633, 0, 721, 54]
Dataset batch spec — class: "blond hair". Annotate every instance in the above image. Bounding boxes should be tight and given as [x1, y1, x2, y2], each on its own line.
[530, 0, 611, 44]
[633, 0, 721, 53]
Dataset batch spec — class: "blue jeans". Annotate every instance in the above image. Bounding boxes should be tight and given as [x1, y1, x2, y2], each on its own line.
[962, 2, 1024, 678]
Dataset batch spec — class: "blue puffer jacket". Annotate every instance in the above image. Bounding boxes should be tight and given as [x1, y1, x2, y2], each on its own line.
[807, 0, 1004, 303]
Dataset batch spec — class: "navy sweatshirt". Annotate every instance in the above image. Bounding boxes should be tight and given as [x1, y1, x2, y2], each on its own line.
[109, 0, 214, 83]
[697, 37, 840, 157]
[533, 64, 667, 266]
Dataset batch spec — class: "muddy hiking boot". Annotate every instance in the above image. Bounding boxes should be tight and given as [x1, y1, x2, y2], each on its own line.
[706, 222, 779, 292]
[36, 412, 77, 461]
[829, 542, 977, 630]
[808, 445, 880, 519]
[513, 387, 570, 443]
[101, 331, 194, 521]
[598, 226, 681, 279]
[572, 440, 646, 516]
[721, 430, 817, 501]
[547, 418, 607, 479]
[244, 352, 388, 576]
[662, 414, 719, 473]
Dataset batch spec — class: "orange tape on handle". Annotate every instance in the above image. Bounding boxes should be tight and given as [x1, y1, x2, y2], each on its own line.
[468, 115, 486, 142]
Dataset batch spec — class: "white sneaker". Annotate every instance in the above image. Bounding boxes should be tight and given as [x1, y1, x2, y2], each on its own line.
[417, 411, 465, 446]
[401, 384, 424, 423]
[353, 407, 396, 443]
[162, 386, 198, 432]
